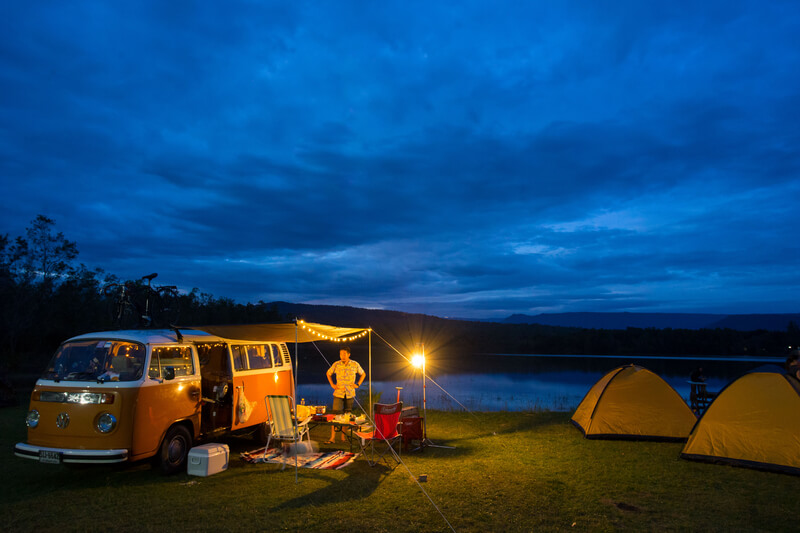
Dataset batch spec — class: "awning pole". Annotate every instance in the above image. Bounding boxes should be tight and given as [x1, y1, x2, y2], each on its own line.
[295, 320, 300, 483]
[369, 329, 372, 418]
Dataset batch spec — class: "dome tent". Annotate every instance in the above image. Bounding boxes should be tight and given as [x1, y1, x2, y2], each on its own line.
[571, 364, 697, 441]
[681, 368, 800, 475]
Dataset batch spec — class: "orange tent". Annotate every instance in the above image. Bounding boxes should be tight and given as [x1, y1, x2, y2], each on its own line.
[681, 369, 800, 474]
[572, 364, 696, 441]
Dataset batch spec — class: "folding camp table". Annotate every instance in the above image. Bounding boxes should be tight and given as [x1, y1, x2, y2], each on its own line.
[310, 414, 365, 452]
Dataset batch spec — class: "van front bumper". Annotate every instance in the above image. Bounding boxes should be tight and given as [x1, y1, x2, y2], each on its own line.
[14, 442, 129, 464]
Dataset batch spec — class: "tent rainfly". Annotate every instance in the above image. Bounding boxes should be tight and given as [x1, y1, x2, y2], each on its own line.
[571, 364, 697, 441]
[681, 369, 800, 475]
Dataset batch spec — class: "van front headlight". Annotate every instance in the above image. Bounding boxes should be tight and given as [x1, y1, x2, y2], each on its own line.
[96, 412, 117, 433]
[26, 409, 40, 428]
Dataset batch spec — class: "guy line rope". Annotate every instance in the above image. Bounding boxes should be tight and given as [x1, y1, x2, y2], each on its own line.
[308, 339, 456, 533]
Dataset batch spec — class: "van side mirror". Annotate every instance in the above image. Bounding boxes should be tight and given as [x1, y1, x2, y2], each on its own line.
[163, 366, 175, 381]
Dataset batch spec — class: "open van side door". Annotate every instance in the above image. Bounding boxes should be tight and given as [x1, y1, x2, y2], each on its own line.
[196, 342, 233, 435]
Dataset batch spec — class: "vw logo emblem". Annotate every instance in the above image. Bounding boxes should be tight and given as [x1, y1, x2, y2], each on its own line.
[56, 412, 70, 429]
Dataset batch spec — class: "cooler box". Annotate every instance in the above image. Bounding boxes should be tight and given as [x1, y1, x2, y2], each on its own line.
[401, 406, 419, 419]
[188, 443, 229, 476]
[401, 417, 424, 450]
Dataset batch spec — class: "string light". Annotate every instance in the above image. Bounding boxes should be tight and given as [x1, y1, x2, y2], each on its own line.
[298, 320, 370, 342]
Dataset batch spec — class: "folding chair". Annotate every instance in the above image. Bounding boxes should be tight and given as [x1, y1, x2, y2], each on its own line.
[264, 395, 312, 470]
[689, 381, 712, 415]
[354, 402, 403, 467]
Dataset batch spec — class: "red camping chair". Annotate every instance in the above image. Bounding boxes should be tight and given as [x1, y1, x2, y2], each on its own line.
[354, 402, 403, 467]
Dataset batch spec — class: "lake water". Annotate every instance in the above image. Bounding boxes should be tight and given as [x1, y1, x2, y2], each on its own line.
[296, 353, 786, 413]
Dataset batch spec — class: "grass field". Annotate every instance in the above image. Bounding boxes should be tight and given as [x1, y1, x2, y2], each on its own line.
[2, 398, 798, 532]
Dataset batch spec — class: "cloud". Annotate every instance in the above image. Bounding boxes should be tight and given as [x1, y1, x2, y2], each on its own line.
[1, 1, 799, 318]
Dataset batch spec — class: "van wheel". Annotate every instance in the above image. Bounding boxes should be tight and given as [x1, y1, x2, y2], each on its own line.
[160, 425, 192, 475]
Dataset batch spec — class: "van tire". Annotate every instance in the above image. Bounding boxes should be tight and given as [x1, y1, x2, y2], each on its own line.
[160, 424, 192, 475]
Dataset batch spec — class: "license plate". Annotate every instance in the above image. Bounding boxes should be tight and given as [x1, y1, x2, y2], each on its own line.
[39, 450, 62, 464]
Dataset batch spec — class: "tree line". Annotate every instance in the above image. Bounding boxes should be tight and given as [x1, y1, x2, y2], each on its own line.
[0, 215, 283, 371]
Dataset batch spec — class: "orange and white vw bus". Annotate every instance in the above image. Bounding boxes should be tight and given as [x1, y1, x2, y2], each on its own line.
[15, 328, 295, 473]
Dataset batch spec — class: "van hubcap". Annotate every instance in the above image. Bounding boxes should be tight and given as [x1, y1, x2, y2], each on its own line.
[168, 437, 186, 462]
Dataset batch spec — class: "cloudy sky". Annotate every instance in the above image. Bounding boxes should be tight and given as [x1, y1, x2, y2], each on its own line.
[2, 1, 799, 319]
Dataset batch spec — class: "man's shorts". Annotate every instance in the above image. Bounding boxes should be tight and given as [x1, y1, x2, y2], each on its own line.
[332, 396, 354, 413]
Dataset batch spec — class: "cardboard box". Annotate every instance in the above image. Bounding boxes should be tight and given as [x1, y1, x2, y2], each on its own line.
[282, 440, 317, 455]
[187, 443, 229, 476]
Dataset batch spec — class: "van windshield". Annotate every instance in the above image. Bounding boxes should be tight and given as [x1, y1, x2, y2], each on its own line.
[42, 340, 146, 382]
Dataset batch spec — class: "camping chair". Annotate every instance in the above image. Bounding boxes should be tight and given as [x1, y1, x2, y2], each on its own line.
[689, 381, 713, 414]
[354, 402, 403, 467]
[263, 395, 312, 470]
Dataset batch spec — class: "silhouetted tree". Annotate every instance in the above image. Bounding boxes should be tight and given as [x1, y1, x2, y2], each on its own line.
[14, 215, 78, 289]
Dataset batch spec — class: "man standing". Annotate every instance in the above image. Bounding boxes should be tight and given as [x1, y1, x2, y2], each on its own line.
[325, 346, 364, 444]
[690, 367, 706, 383]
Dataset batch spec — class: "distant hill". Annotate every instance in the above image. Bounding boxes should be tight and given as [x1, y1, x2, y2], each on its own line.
[268, 302, 800, 332]
[269, 301, 440, 327]
[503, 312, 800, 331]
[260, 302, 798, 361]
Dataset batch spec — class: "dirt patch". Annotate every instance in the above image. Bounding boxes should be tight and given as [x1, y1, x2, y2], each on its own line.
[601, 498, 642, 512]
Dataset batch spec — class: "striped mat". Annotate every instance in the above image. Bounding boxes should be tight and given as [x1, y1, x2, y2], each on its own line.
[240, 448, 360, 470]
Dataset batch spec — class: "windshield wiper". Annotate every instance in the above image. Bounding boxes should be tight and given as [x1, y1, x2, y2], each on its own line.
[65, 372, 99, 381]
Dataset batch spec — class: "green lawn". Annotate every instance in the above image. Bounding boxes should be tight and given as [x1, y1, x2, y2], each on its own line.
[2, 400, 798, 532]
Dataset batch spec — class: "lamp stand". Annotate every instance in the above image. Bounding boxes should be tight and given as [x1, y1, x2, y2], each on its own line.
[416, 344, 453, 451]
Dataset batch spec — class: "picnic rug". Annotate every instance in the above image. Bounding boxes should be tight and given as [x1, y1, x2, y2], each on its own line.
[240, 448, 360, 470]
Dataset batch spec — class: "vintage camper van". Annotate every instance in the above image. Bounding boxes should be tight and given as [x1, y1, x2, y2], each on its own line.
[14, 328, 295, 473]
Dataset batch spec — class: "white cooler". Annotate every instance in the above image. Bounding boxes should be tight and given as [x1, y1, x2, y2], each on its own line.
[187, 443, 229, 476]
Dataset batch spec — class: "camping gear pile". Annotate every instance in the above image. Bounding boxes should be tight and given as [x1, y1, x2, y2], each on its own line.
[572, 364, 800, 475]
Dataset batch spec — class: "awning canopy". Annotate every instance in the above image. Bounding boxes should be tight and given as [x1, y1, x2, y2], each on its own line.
[186, 321, 370, 344]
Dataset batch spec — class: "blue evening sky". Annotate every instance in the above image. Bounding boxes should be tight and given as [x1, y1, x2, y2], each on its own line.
[1, 1, 799, 319]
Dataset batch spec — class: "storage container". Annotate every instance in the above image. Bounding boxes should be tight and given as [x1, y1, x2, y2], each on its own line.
[187, 443, 229, 476]
[401, 406, 419, 419]
[401, 416, 424, 450]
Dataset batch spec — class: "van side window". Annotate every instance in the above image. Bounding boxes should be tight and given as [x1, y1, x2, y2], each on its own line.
[148, 350, 160, 379]
[270, 344, 283, 367]
[231, 345, 247, 371]
[150, 346, 194, 378]
[246, 345, 272, 370]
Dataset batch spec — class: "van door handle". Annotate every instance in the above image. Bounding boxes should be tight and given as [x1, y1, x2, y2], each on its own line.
[189, 388, 201, 400]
